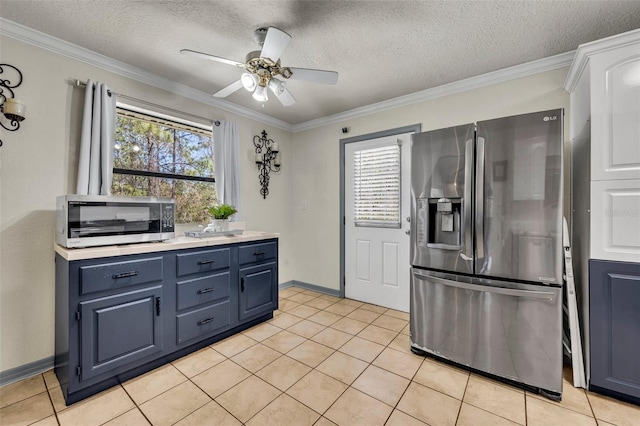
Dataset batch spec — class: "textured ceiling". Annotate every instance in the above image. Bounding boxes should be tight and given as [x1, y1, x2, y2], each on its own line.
[1, 1, 639, 125]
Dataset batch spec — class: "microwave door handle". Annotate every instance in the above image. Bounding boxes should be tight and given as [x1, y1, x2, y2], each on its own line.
[462, 139, 474, 261]
[476, 136, 485, 260]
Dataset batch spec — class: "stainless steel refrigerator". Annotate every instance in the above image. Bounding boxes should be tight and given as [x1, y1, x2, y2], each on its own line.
[410, 109, 564, 399]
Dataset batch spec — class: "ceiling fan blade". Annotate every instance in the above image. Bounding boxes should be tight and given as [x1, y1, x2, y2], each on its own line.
[180, 49, 244, 67]
[287, 68, 339, 85]
[213, 80, 244, 98]
[276, 87, 296, 106]
[260, 27, 291, 62]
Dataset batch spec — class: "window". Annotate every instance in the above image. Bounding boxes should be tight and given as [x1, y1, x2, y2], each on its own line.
[353, 144, 401, 227]
[112, 108, 216, 223]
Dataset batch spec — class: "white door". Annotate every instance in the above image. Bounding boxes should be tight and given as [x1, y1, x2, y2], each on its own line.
[345, 133, 412, 311]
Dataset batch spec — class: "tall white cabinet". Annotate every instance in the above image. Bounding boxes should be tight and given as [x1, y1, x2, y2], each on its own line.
[565, 29, 640, 403]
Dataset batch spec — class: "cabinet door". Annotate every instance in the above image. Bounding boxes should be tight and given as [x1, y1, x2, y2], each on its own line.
[238, 262, 277, 322]
[590, 42, 640, 181]
[80, 286, 163, 381]
[590, 260, 640, 399]
[590, 180, 640, 262]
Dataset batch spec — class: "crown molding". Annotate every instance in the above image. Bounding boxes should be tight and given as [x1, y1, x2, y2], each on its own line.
[0, 18, 293, 131]
[292, 50, 574, 133]
[564, 28, 640, 92]
[1, 17, 577, 135]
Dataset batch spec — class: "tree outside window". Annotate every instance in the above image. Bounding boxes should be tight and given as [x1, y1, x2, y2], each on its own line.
[111, 108, 216, 223]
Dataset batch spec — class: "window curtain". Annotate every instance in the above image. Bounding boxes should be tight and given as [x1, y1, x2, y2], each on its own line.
[213, 121, 241, 219]
[76, 80, 117, 195]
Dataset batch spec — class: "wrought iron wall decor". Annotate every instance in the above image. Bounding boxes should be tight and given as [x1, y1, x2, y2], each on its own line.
[253, 130, 281, 199]
[0, 64, 26, 147]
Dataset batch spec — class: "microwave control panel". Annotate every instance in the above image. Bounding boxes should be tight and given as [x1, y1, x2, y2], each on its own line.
[162, 204, 175, 231]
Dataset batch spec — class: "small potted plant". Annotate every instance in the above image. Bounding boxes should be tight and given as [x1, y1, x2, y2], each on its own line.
[206, 203, 238, 232]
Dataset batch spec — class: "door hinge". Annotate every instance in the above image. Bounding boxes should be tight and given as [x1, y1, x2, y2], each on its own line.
[343, 276, 346, 287]
[76, 366, 81, 376]
[75, 310, 81, 321]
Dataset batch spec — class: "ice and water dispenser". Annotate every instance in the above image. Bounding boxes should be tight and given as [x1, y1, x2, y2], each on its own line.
[416, 197, 462, 249]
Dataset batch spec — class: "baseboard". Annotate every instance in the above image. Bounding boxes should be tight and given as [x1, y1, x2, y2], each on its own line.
[0, 356, 55, 387]
[279, 280, 341, 297]
[279, 280, 295, 290]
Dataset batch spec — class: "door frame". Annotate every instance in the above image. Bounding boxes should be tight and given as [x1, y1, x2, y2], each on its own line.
[339, 124, 421, 298]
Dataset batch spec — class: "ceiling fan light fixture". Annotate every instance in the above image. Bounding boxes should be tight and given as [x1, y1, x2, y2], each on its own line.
[182, 26, 336, 107]
[252, 85, 268, 102]
[268, 78, 286, 96]
[241, 73, 258, 91]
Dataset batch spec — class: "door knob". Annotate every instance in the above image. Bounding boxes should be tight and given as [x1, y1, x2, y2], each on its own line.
[406, 217, 411, 222]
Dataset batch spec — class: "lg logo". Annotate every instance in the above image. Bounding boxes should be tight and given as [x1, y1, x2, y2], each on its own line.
[543, 116, 557, 121]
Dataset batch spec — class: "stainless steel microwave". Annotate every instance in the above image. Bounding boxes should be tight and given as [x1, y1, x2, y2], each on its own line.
[56, 195, 175, 248]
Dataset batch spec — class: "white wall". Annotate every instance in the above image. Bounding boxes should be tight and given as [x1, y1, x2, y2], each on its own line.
[0, 36, 293, 372]
[290, 67, 571, 291]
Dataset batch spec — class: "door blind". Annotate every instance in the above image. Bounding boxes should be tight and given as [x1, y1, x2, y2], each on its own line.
[353, 144, 401, 227]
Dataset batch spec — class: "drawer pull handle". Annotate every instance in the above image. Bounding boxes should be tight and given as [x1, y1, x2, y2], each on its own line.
[155, 297, 161, 316]
[197, 288, 215, 294]
[254, 250, 266, 256]
[241, 277, 245, 292]
[198, 317, 215, 326]
[197, 259, 215, 265]
[112, 271, 138, 279]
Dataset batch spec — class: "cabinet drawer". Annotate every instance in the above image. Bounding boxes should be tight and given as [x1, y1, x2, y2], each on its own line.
[238, 242, 277, 265]
[176, 272, 230, 311]
[176, 301, 230, 344]
[176, 248, 230, 277]
[80, 257, 163, 296]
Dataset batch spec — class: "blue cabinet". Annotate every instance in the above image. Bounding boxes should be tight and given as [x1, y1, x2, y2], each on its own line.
[238, 241, 278, 321]
[55, 238, 278, 405]
[590, 259, 640, 403]
[239, 262, 278, 321]
[79, 285, 163, 381]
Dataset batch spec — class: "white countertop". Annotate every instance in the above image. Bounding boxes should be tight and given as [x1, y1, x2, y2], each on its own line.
[54, 231, 279, 261]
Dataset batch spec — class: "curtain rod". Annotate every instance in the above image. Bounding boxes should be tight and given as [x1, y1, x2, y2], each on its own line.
[72, 79, 220, 126]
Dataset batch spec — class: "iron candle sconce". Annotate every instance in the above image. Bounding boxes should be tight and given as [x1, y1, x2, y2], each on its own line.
[253, 130, 281, 199]
[0, 64, 26, 148]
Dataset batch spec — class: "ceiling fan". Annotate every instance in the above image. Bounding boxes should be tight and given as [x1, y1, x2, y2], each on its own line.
[181, 27, 338, 106]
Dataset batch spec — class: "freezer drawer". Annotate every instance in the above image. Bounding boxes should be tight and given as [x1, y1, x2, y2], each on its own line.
[410, 268, 563, 395]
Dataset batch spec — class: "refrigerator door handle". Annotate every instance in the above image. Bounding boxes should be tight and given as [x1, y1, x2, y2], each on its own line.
[462, 139, 474, 261]
[475, 136, 485, 260]
[412, 270, 556, 300]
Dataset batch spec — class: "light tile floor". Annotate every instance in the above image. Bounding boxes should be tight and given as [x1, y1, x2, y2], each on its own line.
[2, 286, 639, 425]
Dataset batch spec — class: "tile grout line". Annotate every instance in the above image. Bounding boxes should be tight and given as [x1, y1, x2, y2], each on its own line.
[524, 386, 528, 426]
[118, 383, 157, 426]
[584, 388, 600, 423]
[462, 390, 528, 425]
[382, 347, 430, 425]
[41, 372, 61, 426]
[321, 302, 414, 424]
[527, 385, 604, 423]
[185, 371, 246, 426]
[245, 290, 402, 423]
[453, 369, 471, 426]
